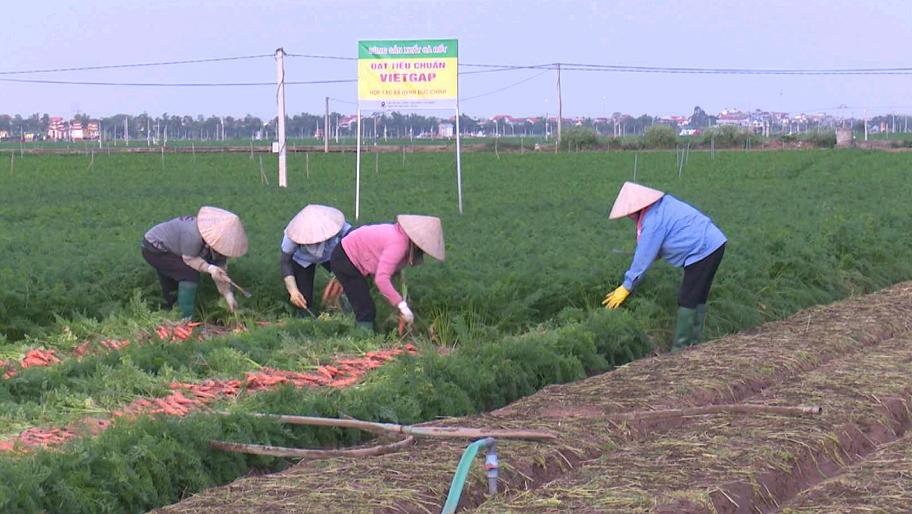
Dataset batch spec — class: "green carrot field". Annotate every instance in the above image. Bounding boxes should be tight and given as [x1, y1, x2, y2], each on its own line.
[3, 149, 911, 342]
[0, 148, 911, 513]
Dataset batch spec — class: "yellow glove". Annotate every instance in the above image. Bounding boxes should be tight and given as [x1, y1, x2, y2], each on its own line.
[284, 276, 307, 310]
[602, 286, 630, 309]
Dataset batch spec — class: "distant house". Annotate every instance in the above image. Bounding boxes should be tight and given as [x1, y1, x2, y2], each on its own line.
[85, 122, 100, 140]
[69, 120, 85, 141]
[716, 113, 750, 127]
[0, 130, 9, 140]
[438, 122, 454, 138]
[339, 115, 359, 129]
[48, 117, 68, 141]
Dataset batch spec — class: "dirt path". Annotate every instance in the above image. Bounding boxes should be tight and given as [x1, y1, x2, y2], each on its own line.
[151, 282, 912, 514]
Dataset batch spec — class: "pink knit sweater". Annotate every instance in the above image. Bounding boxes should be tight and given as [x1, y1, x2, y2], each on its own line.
[340, 223, 410, 305]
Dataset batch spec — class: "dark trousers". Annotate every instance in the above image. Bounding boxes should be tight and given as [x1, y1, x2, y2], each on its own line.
[142, 242, 200, 308]
[329, 243, 376, 323]
[679, 243, 725, 309]
[292, 260, 332, 309]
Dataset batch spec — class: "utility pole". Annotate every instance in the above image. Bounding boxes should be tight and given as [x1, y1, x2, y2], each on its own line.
[864, 109, 868, 141]
[124, 117, 129, 146]
[147, 118, 151, 146]
[324, 97, 329, 153]
[556, 62, 562, 148]
[276, 47, 288, 188]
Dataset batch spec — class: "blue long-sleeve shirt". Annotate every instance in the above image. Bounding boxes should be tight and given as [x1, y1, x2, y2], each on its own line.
[280, 222, 352, 277]
[622, 195, 726, 291]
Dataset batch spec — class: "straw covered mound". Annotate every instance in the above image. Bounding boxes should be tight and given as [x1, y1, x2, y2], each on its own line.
[153, 282, 912, 514]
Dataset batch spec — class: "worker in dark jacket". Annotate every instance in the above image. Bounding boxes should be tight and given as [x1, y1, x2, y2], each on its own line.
[603, 182, 726, 351]
[280, 204, 351, 313]
[141, 206, 248, 319]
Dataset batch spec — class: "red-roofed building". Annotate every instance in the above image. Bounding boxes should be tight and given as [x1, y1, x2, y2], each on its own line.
[85, 122, 100, 140]
[47, 117, 67, 141]
[69, 120, 85, 141]
[339, 115, 358, 129]
[716, 113, 750, 127]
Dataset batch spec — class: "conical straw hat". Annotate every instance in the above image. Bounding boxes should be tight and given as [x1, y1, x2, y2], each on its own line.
[197, 206, 248, 257]
[397, 215, 445, 261]
[287, 204, 345, 245]
[608, 182, 665, 220]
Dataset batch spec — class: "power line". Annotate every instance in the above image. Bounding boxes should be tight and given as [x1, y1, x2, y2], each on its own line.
[0, 77, 356, 87]
[557, 63, 912, 75]
[0, 54, 273, 76]
[461, 70, 551, 102]
[5, 52, 912, 77]
[285, 53, 356, 61]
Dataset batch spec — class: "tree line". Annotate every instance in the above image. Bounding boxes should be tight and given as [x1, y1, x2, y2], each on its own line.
[0, 111, 684, 141]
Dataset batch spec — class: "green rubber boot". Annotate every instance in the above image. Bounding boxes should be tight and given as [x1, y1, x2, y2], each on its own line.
[354, 321, 376, 335]
[693, 304, 707, 344]
[672, 307, 697, 352]
[177, 281, 198, 320]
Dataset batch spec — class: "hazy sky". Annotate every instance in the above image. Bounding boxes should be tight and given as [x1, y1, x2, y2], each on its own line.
[2, 0, 910, 119]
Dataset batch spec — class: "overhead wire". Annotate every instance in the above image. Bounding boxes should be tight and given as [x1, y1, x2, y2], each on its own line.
[0, 77, 356, 87]
[0, 54, 273, 76]
[461, 70, 551, 102]
[5, 53, 911, 116]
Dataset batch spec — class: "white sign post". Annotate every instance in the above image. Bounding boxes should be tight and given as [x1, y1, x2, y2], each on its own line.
[356, 39, 462, 219]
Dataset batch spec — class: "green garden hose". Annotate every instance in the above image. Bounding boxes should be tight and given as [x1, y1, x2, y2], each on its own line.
[440, 437, 497, 514]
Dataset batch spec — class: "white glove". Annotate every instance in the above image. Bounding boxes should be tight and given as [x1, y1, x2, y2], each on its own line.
[224, 291, 238, 312]
[208, 265, 229, 283]
[397, 301, 414, 324]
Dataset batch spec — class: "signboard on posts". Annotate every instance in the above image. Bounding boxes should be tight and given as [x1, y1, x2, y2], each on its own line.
[358, 39, 458, 110]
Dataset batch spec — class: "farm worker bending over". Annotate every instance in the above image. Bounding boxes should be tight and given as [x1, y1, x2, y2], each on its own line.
[280, 204, 352, 313]
[328, 215, 445, 333]
[141, 206, 248, 320]
[603, 182, 726, 351]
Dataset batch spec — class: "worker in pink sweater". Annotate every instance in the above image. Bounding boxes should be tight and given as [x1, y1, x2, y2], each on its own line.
[328, 215, 445, 333]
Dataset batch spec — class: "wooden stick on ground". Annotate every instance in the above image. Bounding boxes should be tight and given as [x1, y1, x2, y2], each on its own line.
[606, 404, 822, 422]
[210, 435, 415, 459]
[216, 411, 559, 440]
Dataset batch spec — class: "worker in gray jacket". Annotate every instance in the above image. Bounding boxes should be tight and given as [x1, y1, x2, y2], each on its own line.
[141, 206, 248, 319]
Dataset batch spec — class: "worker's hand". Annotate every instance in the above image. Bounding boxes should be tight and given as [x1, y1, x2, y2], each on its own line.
[322, 279, 343, 306]
[224, 291, 238, 312]
[290, 291, 307, 310]
[207, 265, 229, 283]
[284, 276, 307, 309]
[602, 286, 630, 309]
[397, 301, 414, 324]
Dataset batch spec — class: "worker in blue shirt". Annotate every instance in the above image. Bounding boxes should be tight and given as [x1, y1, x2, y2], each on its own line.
[280, 205, 352, 313]
[603, 182, 727, 351]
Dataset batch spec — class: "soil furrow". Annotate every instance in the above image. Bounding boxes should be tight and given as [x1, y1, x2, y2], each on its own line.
[771, 432, 912, 513]
[471, 333, 912, 514]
